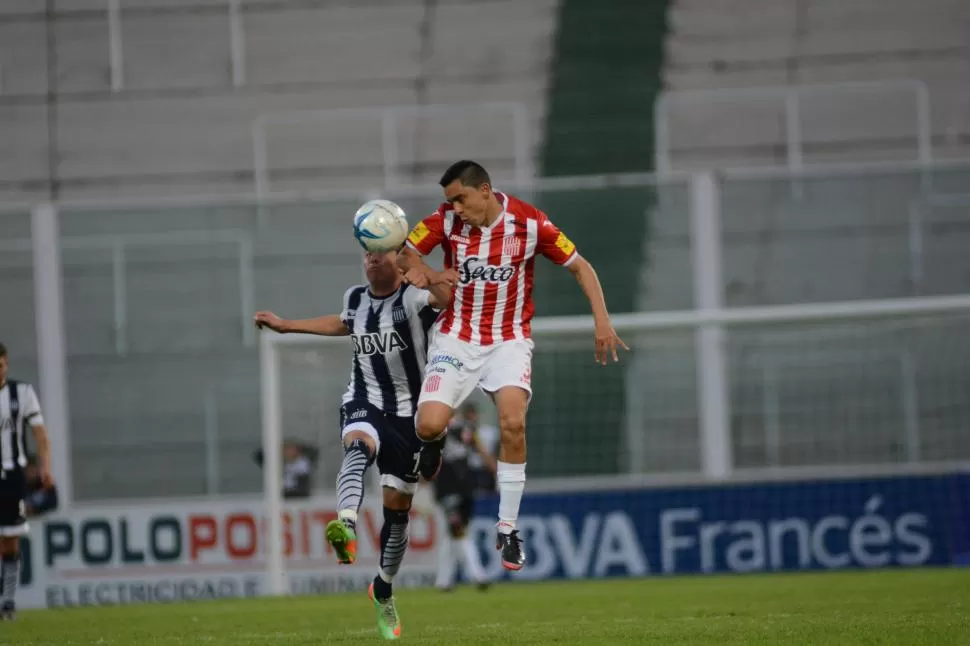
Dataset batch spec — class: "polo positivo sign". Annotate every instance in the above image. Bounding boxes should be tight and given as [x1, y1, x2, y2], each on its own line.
[19, 496, 441, 609]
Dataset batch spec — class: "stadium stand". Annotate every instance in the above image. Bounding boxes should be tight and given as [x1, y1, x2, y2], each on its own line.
[662, 0, 970, 169]
[2, 0, 969, 498]
[0, 0, 556, 202]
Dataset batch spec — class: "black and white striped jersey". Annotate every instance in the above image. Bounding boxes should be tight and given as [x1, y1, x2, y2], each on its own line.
[340, 283, 440, 417]
[0, 380, 44, 472]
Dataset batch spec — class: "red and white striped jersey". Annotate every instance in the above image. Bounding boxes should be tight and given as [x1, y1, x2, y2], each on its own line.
[406, 192, 579, 346]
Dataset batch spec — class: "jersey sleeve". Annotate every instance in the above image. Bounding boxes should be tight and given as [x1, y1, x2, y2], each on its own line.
[23, 384, 45, 427]
[339, 285, 362, 328]
[406, 209, 446, 256]
[535, 212, 579, 267]
[402, 285, 433, 315]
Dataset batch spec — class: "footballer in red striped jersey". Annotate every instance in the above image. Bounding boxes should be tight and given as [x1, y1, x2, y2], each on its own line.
[398, 160, 627, 572]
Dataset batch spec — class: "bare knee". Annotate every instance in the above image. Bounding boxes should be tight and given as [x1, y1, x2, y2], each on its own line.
[499, 411, 526, 455]
[343, 431, 378, 455]
[382, 487, 412, 511]
[0, 537, 19, 557]
[416, 402, 452, 441]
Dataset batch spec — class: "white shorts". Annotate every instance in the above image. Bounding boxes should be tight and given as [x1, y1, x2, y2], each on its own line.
[418, 333, 534, 409]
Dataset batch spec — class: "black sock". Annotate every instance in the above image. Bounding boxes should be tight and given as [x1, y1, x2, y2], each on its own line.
[373, 507, 410, 600]
[336, 439, 374, 532]
[1, 554, 19, 607]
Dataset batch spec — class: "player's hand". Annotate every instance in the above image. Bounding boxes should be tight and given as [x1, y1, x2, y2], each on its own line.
[40, 467, 54, 489]
[435, 268, 459, 287]
[253, 310, 287, 333]
[594, 322, 629, 365]
[404, 267, 432, 288]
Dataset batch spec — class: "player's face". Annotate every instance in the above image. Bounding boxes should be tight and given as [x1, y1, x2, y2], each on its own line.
[0, 355, 7, 385]
[364, 250, 399, 284]
[443, 180, 490, 227]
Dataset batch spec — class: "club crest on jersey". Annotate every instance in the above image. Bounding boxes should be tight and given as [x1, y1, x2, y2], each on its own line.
[458, 257, 515, 284]
[392, 306, 407, 323]
[502, 235, 522, 258]
[353, 331, 408, 356]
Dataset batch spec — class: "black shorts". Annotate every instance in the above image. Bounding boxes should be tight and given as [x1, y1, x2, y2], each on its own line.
[0, 470, 28, 536]
[436, 491, 475, 536]
[340, 400, 423, 495]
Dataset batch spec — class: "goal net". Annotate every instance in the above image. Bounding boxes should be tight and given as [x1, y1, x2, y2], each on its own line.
[259, 294, 970, 591]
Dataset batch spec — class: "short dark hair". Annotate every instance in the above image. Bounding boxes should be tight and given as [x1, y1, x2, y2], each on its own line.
[439, 160, 491, 188]
[0, 342, 6, 359]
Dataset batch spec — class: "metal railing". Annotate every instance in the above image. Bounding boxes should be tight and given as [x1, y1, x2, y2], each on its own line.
[655, 80, 933, 174]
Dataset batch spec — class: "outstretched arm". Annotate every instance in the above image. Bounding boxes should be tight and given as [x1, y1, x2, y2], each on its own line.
[398, 246, 445, 289]
[426, 268, 458, 309]
[253, 312, 350, 336]
[567, 256, 628, 364]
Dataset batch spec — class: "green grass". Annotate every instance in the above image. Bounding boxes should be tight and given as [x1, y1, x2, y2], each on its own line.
[6, 569, 970, 645]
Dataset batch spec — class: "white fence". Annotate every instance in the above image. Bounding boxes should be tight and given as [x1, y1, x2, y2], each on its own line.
[5, 159, 970, 507]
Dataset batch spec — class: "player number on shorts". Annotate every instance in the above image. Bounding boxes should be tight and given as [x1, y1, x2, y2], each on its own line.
[412, 451, 421, 474]
[18, 500, 25, 519]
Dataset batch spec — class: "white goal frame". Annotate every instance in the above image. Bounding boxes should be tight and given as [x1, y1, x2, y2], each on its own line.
[258, 291, 970, 595]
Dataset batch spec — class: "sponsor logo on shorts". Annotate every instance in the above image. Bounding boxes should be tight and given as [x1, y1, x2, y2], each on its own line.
[349, 409, 367, 420]
[430, 354, 464, 371]
[424, 375, 442, 393]
[520, 368, 532, 385]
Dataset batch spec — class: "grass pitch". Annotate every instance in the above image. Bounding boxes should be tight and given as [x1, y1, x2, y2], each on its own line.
[5, 568, 969, 645]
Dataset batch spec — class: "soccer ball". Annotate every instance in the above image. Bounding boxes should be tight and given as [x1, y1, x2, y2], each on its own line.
[352, 199, 409, 253]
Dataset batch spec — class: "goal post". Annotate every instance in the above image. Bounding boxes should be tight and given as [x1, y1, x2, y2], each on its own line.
[258, 292, 970, 592]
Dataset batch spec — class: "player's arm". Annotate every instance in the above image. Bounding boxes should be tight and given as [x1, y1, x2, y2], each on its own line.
[253, 312, 350, 336]
[567, 257, 628, 363]
[24, 386, 53, 487]
[398, 211, 456, 289]
[475, 439, 498, 476]
[536, 214, 628, 365]
[426, 277, 455, 309]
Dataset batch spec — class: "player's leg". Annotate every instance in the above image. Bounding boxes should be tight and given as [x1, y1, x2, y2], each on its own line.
[415, 337, 481, 479]
[328, 402, 380, 564]
[453, 495, 489, 590]
[367, 413, 422, 640]
[0, 475, 27, 620]
[433, 492, 465, 592]
[413, 401, 452, 479]
[479, 340, 533, 571]
[369, 485, 412, 641]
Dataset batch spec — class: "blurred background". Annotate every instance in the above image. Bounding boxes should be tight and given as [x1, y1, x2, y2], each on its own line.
[2, 0, 970, 607]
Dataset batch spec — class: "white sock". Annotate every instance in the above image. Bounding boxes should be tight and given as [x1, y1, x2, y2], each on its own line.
[496, 461, 526, 534]
[458, 536, 487, 583]
[435, 538, 456, 589]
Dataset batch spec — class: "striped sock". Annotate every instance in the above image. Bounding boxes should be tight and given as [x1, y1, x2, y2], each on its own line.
[373, 507, 410, 600]
[336, 439, 374, 531]
[1, 554, 19, 606]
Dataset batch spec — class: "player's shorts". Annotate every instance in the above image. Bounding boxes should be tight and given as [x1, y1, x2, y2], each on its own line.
[0, 469, 28, 537]
[340, 400, 423, 495]
[418, 333, 534, 409]
[435, 491, 475, 536]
